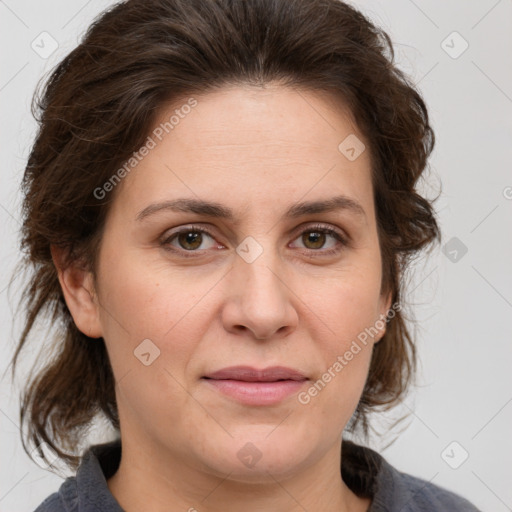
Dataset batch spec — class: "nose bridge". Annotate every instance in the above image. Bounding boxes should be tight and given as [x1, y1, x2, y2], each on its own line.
[222, 237, 298, 339]
[234, 236, 287, 302]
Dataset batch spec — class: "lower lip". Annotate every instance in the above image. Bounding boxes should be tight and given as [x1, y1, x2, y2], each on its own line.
[203, 378, 306, 405]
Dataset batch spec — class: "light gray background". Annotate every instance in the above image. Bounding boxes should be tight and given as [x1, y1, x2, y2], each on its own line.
[1, 1, 511, 510]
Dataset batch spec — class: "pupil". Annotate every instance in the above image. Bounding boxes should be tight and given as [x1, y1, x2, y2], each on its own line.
[179, 232, 202, 250]
[303, 231, 325, 249]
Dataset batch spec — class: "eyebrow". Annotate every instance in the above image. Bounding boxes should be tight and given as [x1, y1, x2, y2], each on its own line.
[135, 195, 366, 222]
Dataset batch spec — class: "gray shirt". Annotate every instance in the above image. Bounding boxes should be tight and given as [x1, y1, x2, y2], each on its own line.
[34, 439, 480, 511]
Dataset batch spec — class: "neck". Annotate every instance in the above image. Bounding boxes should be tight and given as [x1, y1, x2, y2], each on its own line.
[107, 434, 369, 512]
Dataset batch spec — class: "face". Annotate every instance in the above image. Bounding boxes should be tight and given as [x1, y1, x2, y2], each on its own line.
[75, 85, 391, 482]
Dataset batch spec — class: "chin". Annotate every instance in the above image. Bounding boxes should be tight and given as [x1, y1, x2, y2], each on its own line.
[195, 429, 316, 483]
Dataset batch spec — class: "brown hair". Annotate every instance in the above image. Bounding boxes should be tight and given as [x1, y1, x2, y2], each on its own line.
[10, 0, 441, 470]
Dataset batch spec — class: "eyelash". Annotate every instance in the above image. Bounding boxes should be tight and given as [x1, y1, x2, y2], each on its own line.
[160, 223, 349, 258]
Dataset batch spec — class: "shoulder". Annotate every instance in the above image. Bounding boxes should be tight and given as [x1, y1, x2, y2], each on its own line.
[341, 440, 480, 512]
[32, 440, 122, 512]
[33, 477, 78, 512]
[384, 470, 481, 512]
[34, 494, 65, 512]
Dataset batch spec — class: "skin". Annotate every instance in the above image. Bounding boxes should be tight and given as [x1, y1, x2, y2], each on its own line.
[54, 84, 392, 512]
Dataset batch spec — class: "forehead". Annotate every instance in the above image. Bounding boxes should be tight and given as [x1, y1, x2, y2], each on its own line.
[111, 84, 374, 221]
[155, 84, 363, 154]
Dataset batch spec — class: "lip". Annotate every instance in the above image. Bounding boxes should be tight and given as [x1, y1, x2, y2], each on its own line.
[204, 365, 307, 382]
[202, 366, 308, 405]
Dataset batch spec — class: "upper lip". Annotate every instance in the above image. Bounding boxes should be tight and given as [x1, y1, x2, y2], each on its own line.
[203, 366, 308, 382]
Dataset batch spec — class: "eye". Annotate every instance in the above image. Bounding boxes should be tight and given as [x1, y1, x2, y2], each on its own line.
[160, 223, 348, 257]
[160, 225, 223, 253]
[289, 224, 347, 255]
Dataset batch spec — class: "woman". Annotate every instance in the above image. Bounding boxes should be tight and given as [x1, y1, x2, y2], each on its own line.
[11, 0, 480, 510]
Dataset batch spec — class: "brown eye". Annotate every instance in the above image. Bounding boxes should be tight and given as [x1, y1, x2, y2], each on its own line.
[161, 227, 220, 253]
[302, 231, 326, 249]
[177, 231, 203, 250]
[289, 225, 347, 255]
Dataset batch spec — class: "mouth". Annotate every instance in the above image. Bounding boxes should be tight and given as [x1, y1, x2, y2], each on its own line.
[203, 365, 308, 382]
[201, 366, 308, 405]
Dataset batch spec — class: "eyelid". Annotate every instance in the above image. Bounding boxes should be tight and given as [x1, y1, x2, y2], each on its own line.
[289, 222, 349, 242]
[159, 224, 223, 252]
[160, 221, 350, 256]
[288, 222, 350, 255]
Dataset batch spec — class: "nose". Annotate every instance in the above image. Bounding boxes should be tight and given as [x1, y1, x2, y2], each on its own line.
[221, 252, 299, 340]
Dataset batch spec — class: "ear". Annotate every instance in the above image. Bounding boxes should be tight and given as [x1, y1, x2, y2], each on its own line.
[375, 291, 393, 343]
[51, 245, 103, 339]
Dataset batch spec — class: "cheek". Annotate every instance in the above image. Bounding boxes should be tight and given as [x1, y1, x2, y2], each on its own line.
[98, 247, 216, 335]
[305, 266, 383, 397]
[95, 251, 222, 384]
[313, 264, 383, 343]
[95, 256, 215, 427]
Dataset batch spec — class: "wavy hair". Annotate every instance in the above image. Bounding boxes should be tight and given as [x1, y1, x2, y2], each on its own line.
[10, 0, 441, 470]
